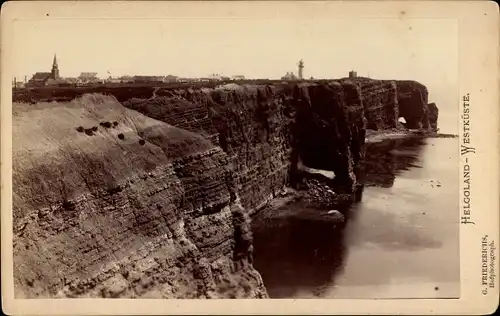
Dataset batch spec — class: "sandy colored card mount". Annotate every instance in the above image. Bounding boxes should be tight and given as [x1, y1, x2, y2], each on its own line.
[1, 1, 499, 315]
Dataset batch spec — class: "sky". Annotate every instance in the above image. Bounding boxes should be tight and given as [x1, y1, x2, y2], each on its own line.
[11, 16, 458, 132]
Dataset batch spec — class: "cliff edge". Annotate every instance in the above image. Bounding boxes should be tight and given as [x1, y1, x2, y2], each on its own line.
[13, 94, 266, 298]
[13, 79, 438, 298]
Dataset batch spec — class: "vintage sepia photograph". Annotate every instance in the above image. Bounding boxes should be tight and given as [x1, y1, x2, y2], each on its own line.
[2, 1, 498, 315]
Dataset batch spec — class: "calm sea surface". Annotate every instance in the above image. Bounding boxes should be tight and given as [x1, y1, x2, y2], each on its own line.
[252, 137, 460, 298]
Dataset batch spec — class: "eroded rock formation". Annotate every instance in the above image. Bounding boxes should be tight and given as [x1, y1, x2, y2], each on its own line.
[396, 80, 432, 130]
[13, 94, 266, 299]
[345, 78, 399, 130]
[12, 78, 438, 298]
[427, 102, 439, 131]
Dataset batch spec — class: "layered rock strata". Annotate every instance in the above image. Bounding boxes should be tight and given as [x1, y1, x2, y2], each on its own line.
[343, 78, 399, 130]
[123, 82, 368, 214]
[13, 79, 438, 298]
[396, 80, 433, 130]
[13, 94, 266, 299]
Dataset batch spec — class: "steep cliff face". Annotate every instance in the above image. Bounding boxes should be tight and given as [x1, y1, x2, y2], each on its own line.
[345, 78, 399, 130]
[288, 82, 365, 198]
[427, 102, 439, 131]
[125, 85, 292, 214]
[396, 80, 431, 130]
[13, 94, 266, 299]
[124, 82, 367, 214]
[13, 79, 438, 299]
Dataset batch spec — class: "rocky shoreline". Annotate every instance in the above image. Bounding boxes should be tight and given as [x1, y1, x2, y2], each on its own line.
[13, 78, 440, 298]
[366, 129, 457, 143]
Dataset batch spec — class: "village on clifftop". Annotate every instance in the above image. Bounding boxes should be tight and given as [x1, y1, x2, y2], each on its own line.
[12, 55, 349, 89]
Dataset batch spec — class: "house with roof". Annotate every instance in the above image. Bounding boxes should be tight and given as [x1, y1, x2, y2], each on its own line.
[105, 76, 122, 84]
[27, 72, 53, 86]
[46, 78, 72, 86]
[118, 75, 134, 84]
[63, 77, 78, 84]
[132, 75, 165, 84]
[164, 75, 179, 83]
[281, 72, 298, 80]
[77, 72, 99, 84]
[27, 54, 60, 87]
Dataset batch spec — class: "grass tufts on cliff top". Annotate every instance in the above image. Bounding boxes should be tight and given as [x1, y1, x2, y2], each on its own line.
[13, 93, 215, 223]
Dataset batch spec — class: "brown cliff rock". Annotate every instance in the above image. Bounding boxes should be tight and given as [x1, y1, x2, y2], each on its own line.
[13, 94, 266, 299]
[13, 79, 439, 299]
[396, 80, 430, 130]
[124, 82, 367, 212]
[427, 102, 439, 132]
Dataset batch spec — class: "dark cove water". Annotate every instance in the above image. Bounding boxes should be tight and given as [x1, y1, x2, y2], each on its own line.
[251, 137, 460, 299]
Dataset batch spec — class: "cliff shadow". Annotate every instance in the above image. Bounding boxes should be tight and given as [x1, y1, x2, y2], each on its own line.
[251, 136, 428, 298]
[251, 201, 348, 298]
[359, 136, 427, 188]
[290, 84, 354, 184]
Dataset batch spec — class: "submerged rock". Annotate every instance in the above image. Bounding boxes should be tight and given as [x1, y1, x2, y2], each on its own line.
[327, 210, 345, 222]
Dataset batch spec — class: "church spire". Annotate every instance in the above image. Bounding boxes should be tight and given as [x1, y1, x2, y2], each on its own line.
[51, 53, 59, 79]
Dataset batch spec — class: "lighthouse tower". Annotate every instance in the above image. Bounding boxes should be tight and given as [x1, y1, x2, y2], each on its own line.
[298, 59, 304, 80]
[51, 54, 60, 80]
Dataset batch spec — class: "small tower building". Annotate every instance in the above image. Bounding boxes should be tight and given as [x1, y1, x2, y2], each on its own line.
[298, 59, 304, 79]
[51, 54, 60, 80]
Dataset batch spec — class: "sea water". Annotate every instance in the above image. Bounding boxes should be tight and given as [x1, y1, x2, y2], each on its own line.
[251, 137, 460, 299]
